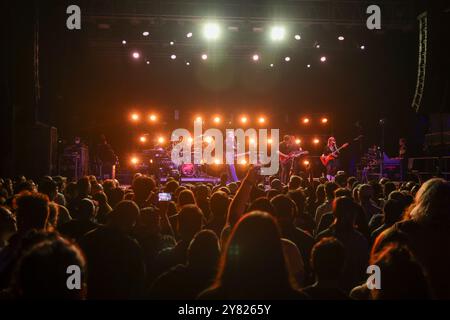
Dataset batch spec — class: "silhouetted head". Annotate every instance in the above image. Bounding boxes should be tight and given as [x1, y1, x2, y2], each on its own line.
[311, 237, 346, 283]
[332, 196, 357, 231]
[132, 175, 155, 204]
[164, 180, 179, 194]
[316, 184, 326, 202]
[195, 184, 210, 201]
[92, 191, 108, 206]
[335, 173, 347, 188]
[178, 189, 196, 208]
[109, 200, 140, 233]
[38, 179, 58, 201]
[187, 230, 220, 272]
[249, 197, 275, 215]
[178, 204, 204, 241]
[325, 181, 338, 200]
[77, 177, 91, 197]
[15, 192, 50, 232]
[210, 191, 229, 219]
[270, 194, 296, 225]
[383, 199, 404, 225]
[370, 244, 430, 300]
[270, 179, 283, 191]
[287, 189, 306, 216]
[409, 178, 450, 224]
[108, 188, 125, 208]
[266, 189, 281, 200]
[13, 232, 86, 299]
[384, 182, 397, 199]
[359, 184, 373, 202]
[214, 211, 292, 298]
[334, 187, 352, 198]
[288, 175, 302, 190]
[77, 198, 96, 221]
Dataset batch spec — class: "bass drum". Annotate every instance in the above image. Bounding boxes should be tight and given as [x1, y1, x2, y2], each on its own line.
[179, 163, 196, 177]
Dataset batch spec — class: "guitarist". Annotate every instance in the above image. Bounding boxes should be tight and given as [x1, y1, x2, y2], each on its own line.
[322, 137, 340, 181]
[279, 135, 299, 184]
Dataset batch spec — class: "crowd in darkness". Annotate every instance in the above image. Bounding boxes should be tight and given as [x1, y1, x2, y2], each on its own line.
[0, 168, 449, 300]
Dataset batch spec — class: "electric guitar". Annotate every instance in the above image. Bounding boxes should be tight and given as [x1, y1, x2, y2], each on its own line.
[279, 150, 309, 165]
[320, 143, 349, 166]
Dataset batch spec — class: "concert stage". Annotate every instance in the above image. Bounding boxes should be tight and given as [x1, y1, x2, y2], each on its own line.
[159, 177, 220, 184]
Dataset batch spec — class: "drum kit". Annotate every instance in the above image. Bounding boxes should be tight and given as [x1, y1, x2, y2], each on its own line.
[141, 147, 206, 178]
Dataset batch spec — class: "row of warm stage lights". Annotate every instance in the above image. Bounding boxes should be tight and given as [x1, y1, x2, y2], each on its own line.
[123, 23, 366, 67]
[130, 156, 311, 167]
[130, 154, 311, 167]
[137, 134, 323, 146]
[129, 113, 329, 126]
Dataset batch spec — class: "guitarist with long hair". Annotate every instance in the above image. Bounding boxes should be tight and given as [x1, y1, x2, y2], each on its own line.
[322, 137, 340, 181]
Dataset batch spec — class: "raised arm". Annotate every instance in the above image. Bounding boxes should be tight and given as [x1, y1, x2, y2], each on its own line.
[226, 166, 259, 227]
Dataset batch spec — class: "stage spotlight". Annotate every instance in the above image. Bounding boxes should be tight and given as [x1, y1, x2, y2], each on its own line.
[203, 22, 221, 40]
[249, 138, 256, 145]
[320, 56, 327, 62]
[195, 116, 202, 123]
[303, 160, 310, 166]
[201, 54, 208, 60]
[240, 159, 247, 165]
[170, 41, 174, 46]
[186, 32, 193, 38]
[157, 136, 165, 144]
[240, 116, 248, 124]
[252, 54, 260, 61]
[284, 56, 291, 62]
[307, 64, 311, 68]
[142, 31, 149, 37]
[270, 26, 286, 41]
[315, 44, 321, 49]
[295, 138, 301, 145]
[139, 136, 147, 143]
[258, 117, 266, 124]
[170, 54, 177, 60]
[268, 138, 273, 144]
[321, 117, 328, 124]
[186, 62, 190, 66]
[130, 113, 140, 122]
[360, 45, 366, 50]
[213, 116, 221, 124]
[302, 118, 310, 124]
[294, 34, 301, 40]
[338, 36, 345, 41]
[130, 157, 139, 165]
[270, 63, 274, 68]
[132, 52, 140, 59]
[122, 40, 127, 45]
[187, 137, 193, 143]
[313, 138, 320, 144]
[204, 136, 213, 144]
[146, 61, 150, 65]
[214, 158, 221, 165]
[149, 114, 157, 122]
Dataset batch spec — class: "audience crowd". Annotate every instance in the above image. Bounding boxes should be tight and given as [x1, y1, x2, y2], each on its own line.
[0, 169, 449, 300]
